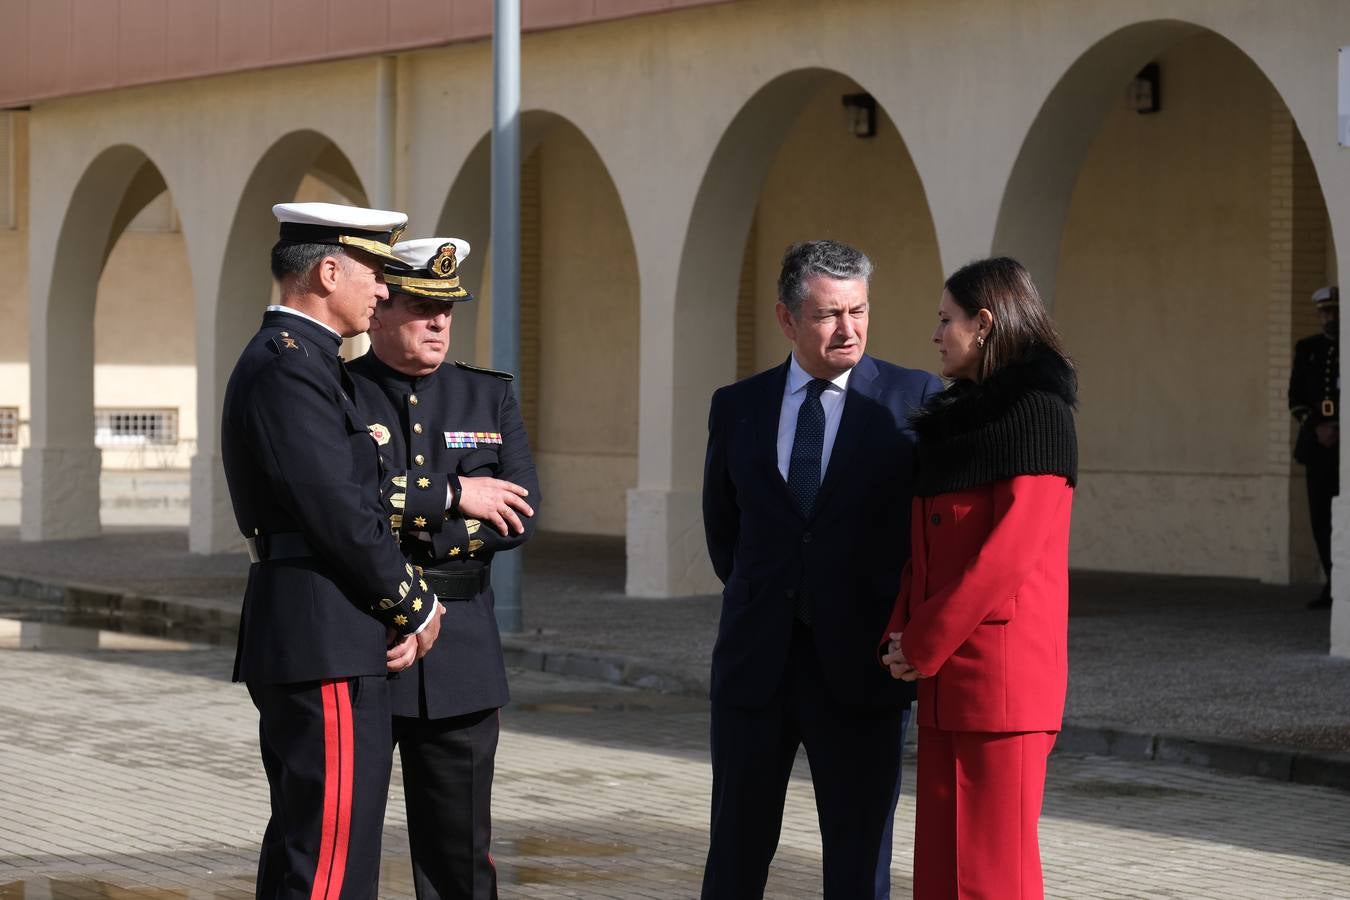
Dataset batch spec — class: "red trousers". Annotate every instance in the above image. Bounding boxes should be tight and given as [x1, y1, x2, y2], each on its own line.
[913, 727, 1056, 900]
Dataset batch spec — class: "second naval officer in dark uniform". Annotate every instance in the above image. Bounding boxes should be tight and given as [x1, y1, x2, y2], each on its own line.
[349, 236, 540, 900]
[1289, 284, 1340, 609]
[222, 202, 445, 899]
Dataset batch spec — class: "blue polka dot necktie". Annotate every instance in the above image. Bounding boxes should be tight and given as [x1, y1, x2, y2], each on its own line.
[787, 378, 830, 518]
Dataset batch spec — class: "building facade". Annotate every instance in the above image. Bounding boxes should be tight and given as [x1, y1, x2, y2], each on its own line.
[1, 0, 1347, 651]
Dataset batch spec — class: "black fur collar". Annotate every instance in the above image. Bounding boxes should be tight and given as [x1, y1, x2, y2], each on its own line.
[913, 344, 1077, 441]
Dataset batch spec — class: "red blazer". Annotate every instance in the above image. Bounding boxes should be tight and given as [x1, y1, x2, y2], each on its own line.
[882, 474, 1073, 733]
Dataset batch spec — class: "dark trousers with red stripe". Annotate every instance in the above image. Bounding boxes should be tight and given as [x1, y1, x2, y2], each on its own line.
[249, 676, 393, 900]
[393, 708, 500, 900]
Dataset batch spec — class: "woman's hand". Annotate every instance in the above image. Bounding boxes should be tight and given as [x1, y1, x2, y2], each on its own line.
[880, 631, 930, 682]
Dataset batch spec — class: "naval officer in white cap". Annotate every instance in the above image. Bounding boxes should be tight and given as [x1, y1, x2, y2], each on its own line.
[349, 237, 539, 899]
[221, 202, 446, 898]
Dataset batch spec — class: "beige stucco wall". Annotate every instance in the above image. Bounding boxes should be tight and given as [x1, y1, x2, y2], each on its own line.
[533, 124, 640, 536]
[750, 77, 942, 377]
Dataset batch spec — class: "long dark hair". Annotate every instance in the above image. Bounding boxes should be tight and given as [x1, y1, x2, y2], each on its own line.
[944, 257, 1072, 382]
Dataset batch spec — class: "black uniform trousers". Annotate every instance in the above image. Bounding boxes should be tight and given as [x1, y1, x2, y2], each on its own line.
[394, 708, 501, 900]
[701, 623, 909, 900]
[1306, 442, 1340, 579]
[249, 675, 393, 900]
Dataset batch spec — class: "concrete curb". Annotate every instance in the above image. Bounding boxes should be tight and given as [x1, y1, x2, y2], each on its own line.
[4, 568, 1349, 793]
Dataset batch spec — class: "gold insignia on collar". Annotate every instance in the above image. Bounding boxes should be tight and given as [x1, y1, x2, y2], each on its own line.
[413, 516, 428, 528]
[468, 539, 485, 552]
[419, 578, 428, 591]
[429, 242, 459, 279]
[282, 337, 299, 350]
[417, 477, 432, 489]
[449, 546, 462, 557]
[394, 613, 408, 626]
[465, 519, 481, 535]
[379, 598, 395, 610]
[412, 598, 423, 612]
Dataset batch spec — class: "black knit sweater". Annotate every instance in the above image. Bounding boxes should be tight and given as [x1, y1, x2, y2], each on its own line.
[911, 345, 1078, 498]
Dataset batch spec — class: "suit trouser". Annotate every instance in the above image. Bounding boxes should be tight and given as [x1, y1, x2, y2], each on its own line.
[1304, 445, 1339, 578]
[701, 624, 908, 900]
[393, 708, 500, 900]
[914, 727, 1056, 900]
[249, 675, 393, 900]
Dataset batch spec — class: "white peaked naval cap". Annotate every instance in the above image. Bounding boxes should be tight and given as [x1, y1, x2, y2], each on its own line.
[271, 201, 408, 264]
[384, 237, 474, 301]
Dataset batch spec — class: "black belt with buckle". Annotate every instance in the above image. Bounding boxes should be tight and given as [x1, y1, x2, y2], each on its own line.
[422, 566, 491, 601]
[244, 532, 313, 563]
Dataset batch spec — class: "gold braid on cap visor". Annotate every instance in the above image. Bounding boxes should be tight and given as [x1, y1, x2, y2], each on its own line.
[384, 272, 471, 299]
[337, 234, 403, 263]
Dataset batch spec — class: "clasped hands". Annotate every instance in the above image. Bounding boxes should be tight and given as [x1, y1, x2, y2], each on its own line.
[459, 476, 534, 536]
[387, 475, 534, 672]
[881, 631, 930, 682]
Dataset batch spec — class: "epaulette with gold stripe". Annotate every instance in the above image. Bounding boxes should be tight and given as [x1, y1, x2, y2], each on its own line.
[453, 360, 515, 382]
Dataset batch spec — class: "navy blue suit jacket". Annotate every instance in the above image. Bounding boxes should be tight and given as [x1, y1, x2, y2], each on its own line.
[703, 354, 942, 708]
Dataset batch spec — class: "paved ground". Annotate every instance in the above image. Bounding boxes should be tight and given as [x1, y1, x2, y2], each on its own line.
[0, 636, 1348, 899]
[1, 528, 1348, 758]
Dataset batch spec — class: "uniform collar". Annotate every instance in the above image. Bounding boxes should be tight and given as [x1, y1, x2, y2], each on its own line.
[264, 305, 343, 350]
[354, 348, 446, 392]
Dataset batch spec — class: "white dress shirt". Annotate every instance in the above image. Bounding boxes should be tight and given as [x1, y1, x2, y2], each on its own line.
[776, 354, 852, 482]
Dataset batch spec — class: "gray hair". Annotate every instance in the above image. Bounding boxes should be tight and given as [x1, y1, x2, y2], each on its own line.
[776, 240, 873, 316]
[270, 241, 350, 283]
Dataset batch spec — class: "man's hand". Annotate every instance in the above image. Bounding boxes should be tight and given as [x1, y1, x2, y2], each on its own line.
[458, 476, 534, 536]
[881, 631, 928, 682]
[386, 629, 416, 672]
[1316, 422, 1339, 448]
[414, 600, 446, 659]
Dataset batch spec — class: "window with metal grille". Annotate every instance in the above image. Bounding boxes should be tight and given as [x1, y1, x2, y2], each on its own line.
[0, 407, 17, 444]
[94, 408, 178, 446]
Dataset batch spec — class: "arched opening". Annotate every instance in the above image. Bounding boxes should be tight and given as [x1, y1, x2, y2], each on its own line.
[996, 24, 1338, 585]
[21, 144, 194, 539]
[189, 130, 370, 553]
[92, 160, 196, 524]
[736, 72, 942, 382]
[436, 113, 641, 536]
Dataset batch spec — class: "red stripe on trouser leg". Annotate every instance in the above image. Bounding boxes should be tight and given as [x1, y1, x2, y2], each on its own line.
[311, 680, 354, 900]
[329, 680, 355, 895]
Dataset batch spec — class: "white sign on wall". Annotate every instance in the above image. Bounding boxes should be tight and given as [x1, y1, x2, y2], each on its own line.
[1341, 47, 1350, 147]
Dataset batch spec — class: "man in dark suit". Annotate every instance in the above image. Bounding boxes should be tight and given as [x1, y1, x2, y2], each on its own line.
[349, 236, 539, 900]
[700, 239, 941, 899]
[222, 202, 445, 899]
[1289, 284, 1340, 610]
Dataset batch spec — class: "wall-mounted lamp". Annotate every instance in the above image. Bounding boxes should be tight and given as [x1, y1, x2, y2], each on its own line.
[1128, 63, 1161, 114]
[841, 92, 878, 138]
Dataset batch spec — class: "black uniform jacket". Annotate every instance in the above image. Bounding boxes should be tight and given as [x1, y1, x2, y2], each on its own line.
[1289, 332, 1339, 464]
[222, 310, 435, 685]
[702, 354, 942, 709]
[349, 351, 541, 719]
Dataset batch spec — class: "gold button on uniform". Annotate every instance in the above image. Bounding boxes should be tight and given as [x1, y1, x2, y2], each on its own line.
[413, 423, 423, 434]
[409, 394, 419, 406]
[415, 454, 425, 465]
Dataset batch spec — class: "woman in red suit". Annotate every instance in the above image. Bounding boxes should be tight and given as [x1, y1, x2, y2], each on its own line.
[881, 257, 1076, 900]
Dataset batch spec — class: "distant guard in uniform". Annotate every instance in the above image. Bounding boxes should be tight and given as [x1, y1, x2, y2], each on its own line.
[349, 237, 539, 900]
[222, 202, 446, 899]
[1290, 284, 1340, 610]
